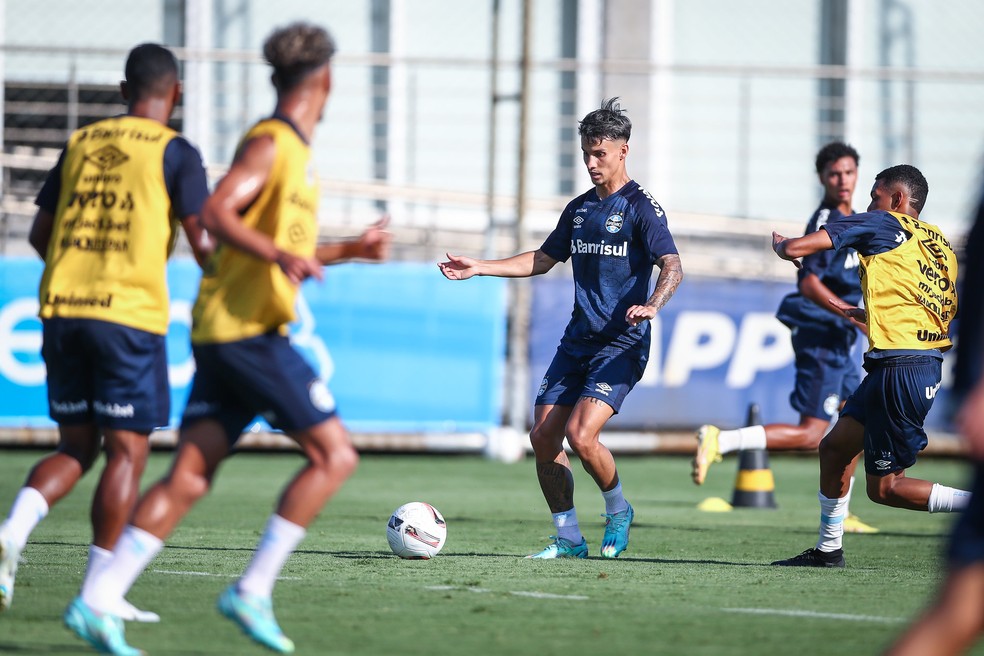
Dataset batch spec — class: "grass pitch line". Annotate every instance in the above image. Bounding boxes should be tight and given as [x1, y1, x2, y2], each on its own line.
[151, 569, 303, 581]
[425, 585, 588, 601]
[723, 607, 905, 624]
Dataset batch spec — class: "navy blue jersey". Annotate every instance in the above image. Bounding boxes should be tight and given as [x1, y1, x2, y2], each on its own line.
[36, 134, 208, 221]
[776, 204, 862, 331]
[539, 180, 678, 352]
[954, 191, 984, 397]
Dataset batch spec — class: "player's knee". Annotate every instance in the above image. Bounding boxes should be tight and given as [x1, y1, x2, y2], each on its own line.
[564, 429, 598, 459]
[529, 425, 558, 454]
[865, 476, 897, 506]
[167, 469, 212, 505]
[330, 442, 360, 479]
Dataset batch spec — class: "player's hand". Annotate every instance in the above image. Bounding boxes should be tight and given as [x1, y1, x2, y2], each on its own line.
[772, 231, 802, 269]
[438, 253, 480, 280]
[357, 215, 392, 262]
[276, 250, 324, 285]
[625, 305, 656, 326]
[957, 380, 984, 460]
[828, 297, 867, 324]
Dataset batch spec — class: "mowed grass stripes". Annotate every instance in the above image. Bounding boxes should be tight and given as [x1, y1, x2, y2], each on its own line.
[0, 448, 979, 655]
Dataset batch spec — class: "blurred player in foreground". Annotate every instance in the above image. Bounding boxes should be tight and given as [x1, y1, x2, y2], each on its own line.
[440, 98, 683, 559]
[884, 179, 984, 656]
[64, 22, 391, 655]
[0, 43, 210, 621]
[771, 164, 969, 568]
[694, 142, 877, 534]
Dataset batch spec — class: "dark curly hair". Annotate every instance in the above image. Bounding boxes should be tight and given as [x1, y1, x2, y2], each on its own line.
[815, 142, 859, 174]
[875, 164, 929, 213]
[263, 22, 336, 92]
[578, 97, 631, 143]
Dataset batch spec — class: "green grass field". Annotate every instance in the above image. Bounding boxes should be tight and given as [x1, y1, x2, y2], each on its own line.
[0, 448, 980, 656]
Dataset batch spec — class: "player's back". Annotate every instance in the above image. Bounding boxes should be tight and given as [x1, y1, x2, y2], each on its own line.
[38, 115, 180, 335]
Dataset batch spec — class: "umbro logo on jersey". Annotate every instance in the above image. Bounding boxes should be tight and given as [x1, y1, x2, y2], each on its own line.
[84, 144, 129, 171]
[874, 459, 892, 470]
[595, 382, 612, 396]
[574, 216, 584, 226]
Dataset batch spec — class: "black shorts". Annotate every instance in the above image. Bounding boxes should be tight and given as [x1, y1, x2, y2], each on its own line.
[181, 332, 337, 443]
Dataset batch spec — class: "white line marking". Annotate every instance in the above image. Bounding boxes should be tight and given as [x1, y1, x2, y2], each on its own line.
[425, 585, 588, 601]
[723, 607, 904, 624]
[151, 569, 302, 581]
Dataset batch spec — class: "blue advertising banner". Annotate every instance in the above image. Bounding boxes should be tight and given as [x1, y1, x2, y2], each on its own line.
[0, 259, 506, 432]
[530, 275, 958, 431]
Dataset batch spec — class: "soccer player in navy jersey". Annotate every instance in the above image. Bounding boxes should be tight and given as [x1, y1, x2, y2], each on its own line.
[885, 179, 984, 656]
[440, 98, 683, 559]
[771, 165, 970, 568]
[0, 43, 210, 624]
[693, 142, 877, 533]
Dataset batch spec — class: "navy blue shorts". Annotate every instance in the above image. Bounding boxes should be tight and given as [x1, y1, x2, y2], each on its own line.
[789, 327, 861, 420]
[181, 332, 337, 443]
[841, 354, 941, 476]
[41, 317, 169, 431]
[948, 463, 984, 566]
[535, 343, 646, 413]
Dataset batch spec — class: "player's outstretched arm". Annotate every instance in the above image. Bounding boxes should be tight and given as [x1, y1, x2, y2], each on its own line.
[772, 229, 834, 268]
[799, 273, 868, 335]
[438, 249, 557, 281]
[827, 296, 868, 326]
[625, 253, 684, 326]
[202, 135, 322, 285]
[316, 216, 392, 265]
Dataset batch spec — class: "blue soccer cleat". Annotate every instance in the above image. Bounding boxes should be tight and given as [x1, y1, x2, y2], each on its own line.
[64, 596, 143, 656]
[527, 536, 589, 559]
[600, 503, 634, 558]
[217, 584, 295, 654]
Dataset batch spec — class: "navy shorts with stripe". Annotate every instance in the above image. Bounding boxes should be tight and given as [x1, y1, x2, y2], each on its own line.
[41, 317, 169, 431]
[840, 354, 941, 476]
[789, 327, 860, 420]
[948, 462, 984, 566]
[535, 342, 646, 413]
[181, 332, 336, 444]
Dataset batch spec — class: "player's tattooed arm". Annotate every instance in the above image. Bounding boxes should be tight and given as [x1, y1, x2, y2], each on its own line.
[625, 253, 683, 326]
[536, 462, 576, 513]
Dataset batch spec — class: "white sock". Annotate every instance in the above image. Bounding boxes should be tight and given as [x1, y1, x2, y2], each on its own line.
[601, 482, 628, 514]
[928, 484, 972, 513]
[81, 544, 112, 598]
[717, 425, 767, 454]
[816, 490, 849, 553]
[238, 514, 306, 599]
[2, 487, 49, 550]
[551, 508, 582, 544]
[83, 525, 163, 614]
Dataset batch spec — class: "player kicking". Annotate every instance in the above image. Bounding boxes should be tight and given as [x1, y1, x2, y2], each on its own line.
[0, 43, 210, 627]
[771, 165, 969, 568]
[693, 142, 877, 534]
[440, 98, 683, 559]
[63, 23, 390, 655]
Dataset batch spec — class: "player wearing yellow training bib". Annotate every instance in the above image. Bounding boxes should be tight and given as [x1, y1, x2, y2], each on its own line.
[0, 44, 210, 627]
[772, 164, 969, 570]
[70, 24, 392, 656]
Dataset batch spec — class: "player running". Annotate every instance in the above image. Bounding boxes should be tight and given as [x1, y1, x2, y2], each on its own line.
[771, 164, 970, 568]
[440, 98, 683, 559]
[693, 142, 877, 534]
[63, 23, 390, 655]
[0, 43, 209, 622]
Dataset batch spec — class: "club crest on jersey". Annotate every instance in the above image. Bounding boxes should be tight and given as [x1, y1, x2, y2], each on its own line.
[605, 213, 624, 233]
[823, 394, 840, 417]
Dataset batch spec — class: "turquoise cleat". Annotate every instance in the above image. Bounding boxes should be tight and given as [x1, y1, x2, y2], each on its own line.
[217, 585, 295, 654]
[0, 529, 20, 612]
[527, 536, 589, 559]
[600, 503, 634, 558]
[63, 596, 143, 656]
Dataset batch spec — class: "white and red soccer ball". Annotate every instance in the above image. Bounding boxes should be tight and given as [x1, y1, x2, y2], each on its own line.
[386, 502, 447, 559]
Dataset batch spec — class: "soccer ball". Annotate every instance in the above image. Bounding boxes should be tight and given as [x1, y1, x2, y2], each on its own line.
[386, 502, 447, 559]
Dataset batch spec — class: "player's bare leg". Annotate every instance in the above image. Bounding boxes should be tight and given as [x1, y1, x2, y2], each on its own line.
[528, 404, 586, 558]
[92, 430, 150, 549]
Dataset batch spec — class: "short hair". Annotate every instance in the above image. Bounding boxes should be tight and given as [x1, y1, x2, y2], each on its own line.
[815, 142, 859, 174]
[578, 97, 631, 143]
[124, 43, 179, 100]
[263, 22, 336, 92]
[875, 164, 929, 213]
